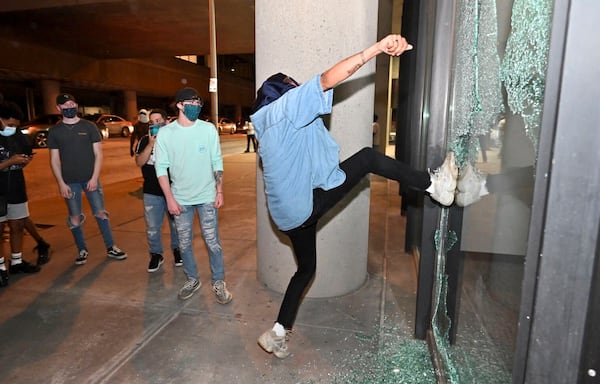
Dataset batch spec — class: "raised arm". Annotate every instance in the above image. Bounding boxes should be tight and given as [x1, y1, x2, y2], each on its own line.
[320, 34, 413, 91]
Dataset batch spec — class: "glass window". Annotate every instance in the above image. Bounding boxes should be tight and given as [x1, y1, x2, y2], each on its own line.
[431, 0, 554, 382]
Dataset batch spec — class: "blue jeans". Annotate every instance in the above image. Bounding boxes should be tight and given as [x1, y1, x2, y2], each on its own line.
[65, 181, 114, 251]
[174, 203, 224, 284]
[143, 193, 178, 255]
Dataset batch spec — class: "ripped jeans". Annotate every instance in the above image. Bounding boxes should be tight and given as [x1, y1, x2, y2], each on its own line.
[65, 181, 115, 252]
[174, 203, 225, 284]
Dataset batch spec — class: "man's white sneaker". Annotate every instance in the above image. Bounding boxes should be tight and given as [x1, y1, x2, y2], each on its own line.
[426, 151, 458, 206]
[178, 278, 201, 300]
[456, 164, 487, 207]
[212, 280, 233, 304]
[258, 329, 290, 359]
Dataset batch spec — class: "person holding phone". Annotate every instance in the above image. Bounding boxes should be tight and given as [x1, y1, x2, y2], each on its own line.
[135, 108, 182, 272]
[0, 100, 43, 287]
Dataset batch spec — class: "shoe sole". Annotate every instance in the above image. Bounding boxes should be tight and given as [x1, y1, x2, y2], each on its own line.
[107, 254, 127, 260]
[9, 266, 41, 274]
[215, 293, 233, 304]
[258, 333, 274, 353]
[174, 262, 183, 267]
[178, 282, 201, 300]
[75, 259, 87, 265]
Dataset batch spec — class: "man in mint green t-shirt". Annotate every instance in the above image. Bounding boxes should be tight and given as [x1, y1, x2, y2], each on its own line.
[154, 87, 232, 304]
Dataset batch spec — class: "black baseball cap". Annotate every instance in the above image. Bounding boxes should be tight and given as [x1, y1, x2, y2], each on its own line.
[56, 93, 76, 105]
[175, 87, 202, 103]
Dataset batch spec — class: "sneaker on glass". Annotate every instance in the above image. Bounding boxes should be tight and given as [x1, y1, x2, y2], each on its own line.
[75, 249, 88, 265]
[178, 278, 201, 300]
[34, 241, 51, 265]
[258, 329, 290, 359]
[107, 246, 127, 260]
[456, 163, 486, 207]
[427, 151, 458, 206]
[148, 253, 164, 273]
[212, 280, 233, 304]
[173, 248, 183, 267]
[9, 260, 41, 274]
[0, 269, 8, 287]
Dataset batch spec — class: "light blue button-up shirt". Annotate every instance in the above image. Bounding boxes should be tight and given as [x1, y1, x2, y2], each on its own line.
[250, 74, 346, 231]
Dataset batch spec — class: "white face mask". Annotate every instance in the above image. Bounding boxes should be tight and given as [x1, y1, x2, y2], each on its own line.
[0, 126, 17, 136]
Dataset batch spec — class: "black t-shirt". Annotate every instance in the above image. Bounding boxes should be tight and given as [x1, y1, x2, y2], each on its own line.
[48, 119, 102, 183]
[0, 131, 32, 204]
[135, 135, 165, 196]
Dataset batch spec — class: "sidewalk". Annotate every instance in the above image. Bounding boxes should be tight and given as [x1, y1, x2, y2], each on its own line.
[0, 153, 435, 384]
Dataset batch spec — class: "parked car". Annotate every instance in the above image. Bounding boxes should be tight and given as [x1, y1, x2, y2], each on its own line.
[217, 117, 236, 134]
[19, 114, 62, 148]
[92, 114, 134, 137]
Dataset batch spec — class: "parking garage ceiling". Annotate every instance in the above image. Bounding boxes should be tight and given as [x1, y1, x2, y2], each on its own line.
[0, 0, 255, 59]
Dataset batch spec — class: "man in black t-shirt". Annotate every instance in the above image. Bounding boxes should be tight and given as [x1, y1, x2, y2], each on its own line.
[0, 101, 42, 287]
[48, 93, 127, 266]
[135, 109, 181, 272]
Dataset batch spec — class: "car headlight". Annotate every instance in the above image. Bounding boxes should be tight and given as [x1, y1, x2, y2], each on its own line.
[20, 128, 30, 134]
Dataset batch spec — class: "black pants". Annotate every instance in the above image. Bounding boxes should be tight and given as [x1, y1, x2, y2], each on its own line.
[276, 147, 430, 328]
[246, 134, 257, 152]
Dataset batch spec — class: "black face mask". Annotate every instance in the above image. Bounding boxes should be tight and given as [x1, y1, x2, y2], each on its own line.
[61, 107, 78, 118]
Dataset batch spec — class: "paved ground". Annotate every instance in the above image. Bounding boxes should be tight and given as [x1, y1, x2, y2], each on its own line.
[0, 152, 433, 384]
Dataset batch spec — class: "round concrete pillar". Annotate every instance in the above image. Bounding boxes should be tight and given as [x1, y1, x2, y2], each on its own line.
[255, 0, 378, 298]
[123, 90, 138, 122]
[40, 79, 61, 114]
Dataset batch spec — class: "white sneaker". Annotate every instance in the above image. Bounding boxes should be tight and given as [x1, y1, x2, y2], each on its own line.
[456, 164, 486, 207]
[426, 152, 458, 206]
[212, 280, 233, 304]
[178, 278, 201, 300]
[258, 329, 290, 359]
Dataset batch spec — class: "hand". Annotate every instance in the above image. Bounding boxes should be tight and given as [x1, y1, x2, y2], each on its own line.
[87, 178, 98, 191]
[214, 192, 224, 208]
[59, 184, 73, 199]
[10, 154, 31, 166]
[167, 197, 182, 216]
[377, 34, 413, 57]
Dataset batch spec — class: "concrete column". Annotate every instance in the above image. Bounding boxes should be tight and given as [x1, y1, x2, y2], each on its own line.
[234, 104, 243, 124]
[123, 90, 138, 122]
[255, 0, 378, 297]
[40, 79, 61, 114]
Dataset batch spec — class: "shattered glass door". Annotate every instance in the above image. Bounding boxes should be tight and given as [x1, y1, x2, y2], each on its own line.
[430, 0, 554, 382]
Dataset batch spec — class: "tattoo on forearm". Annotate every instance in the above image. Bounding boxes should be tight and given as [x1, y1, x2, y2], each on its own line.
[346, 54, 363, 76]
[214, 170, 223, 185]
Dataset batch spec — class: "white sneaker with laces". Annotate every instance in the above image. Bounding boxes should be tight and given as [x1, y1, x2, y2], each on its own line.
[178, 278, 201, 300]
[456, 164, 487, 207]
[212, 280, 233, 304]
[258, 329, 290, 359]
[426, 151, 458, 206]
[107, 246, 127, 260]
[75, 249, 88, 265]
